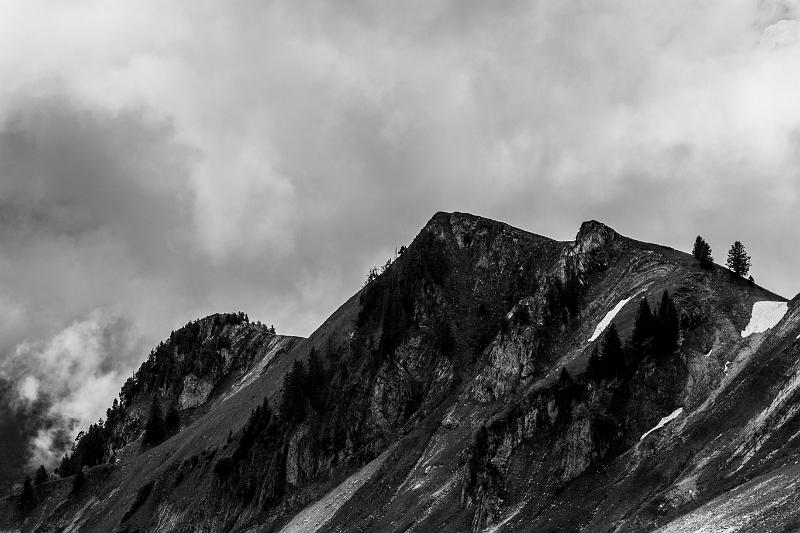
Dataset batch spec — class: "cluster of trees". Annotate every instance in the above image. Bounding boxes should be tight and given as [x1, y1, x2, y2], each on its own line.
[57, 421, 109, 477]
[279, 349, 328, 425]
[364, 246, 408, 287]
[143, 397, 181, 447]
[359, 231, 449, 357]
[57, 394, 181, 483]
[215, 349, 329, 479]
[588, 290, 680, 379]
[215, 395, 277, 478]
[120, 313, 251, 405]
[693, 236, 752, 278]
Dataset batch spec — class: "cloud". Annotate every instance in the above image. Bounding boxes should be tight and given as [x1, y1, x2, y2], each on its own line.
[2, 0, 800, 479]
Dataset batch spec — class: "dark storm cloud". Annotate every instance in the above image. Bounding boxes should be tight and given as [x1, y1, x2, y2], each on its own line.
[1, 0, 800, 472]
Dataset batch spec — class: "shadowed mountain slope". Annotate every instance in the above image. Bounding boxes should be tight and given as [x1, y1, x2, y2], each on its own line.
[1, 211, 794, 533]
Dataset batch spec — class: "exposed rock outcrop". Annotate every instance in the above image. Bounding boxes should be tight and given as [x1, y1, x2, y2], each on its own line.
[3, 212, 795, 533]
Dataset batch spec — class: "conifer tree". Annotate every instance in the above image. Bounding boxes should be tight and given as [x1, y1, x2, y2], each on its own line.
[18, 475, 36, 511]
[305, 349, 327, 413]
[71, 469, 86, 495]
[34, 465, 48, 486]
[143, 397, 165, 446]
[165, 402, 180, 434]
[601, 322, 625, 375]
[587, 345, 603, 378]
[558, 366, 573, 387]
[630, 298, 654, 351]
[692, 236, 714, 269]
[280, 360, 308, 424]
[726, 241, 751, 277]
[654, 290, 680, 356]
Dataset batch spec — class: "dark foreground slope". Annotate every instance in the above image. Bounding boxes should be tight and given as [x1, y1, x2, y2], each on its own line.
[1, 212, 795, 533]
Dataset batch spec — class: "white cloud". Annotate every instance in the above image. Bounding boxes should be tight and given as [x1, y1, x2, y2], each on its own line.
[2, 0, 800, 469]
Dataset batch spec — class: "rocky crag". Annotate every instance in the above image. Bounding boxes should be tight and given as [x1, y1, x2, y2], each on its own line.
[2, 212, 798, 533]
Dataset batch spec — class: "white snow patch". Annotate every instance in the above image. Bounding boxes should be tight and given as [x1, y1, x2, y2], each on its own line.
[588, 293, 640, 342]
[704, 349, 713, 358]
[640, 407, 684, 441]
[724, 361, 731, 373]
[741, 301, 788, 338]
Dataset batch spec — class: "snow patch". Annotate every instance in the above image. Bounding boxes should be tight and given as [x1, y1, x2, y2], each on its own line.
[588, 292, 640, 342]
[741, 301, 788, 338]
[724, 361, 731, 373]
[640, 407, 684, 441]
[704, 349, 713, 358]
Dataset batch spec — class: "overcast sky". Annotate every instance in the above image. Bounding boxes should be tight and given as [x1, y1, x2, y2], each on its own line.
[2, 0, 800, 467]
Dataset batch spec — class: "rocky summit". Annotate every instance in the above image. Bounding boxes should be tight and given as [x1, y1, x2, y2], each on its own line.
[4, 211, 800, 532]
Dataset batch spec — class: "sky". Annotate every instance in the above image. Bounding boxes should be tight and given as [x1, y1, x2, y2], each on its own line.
[1, 0, 800, 472]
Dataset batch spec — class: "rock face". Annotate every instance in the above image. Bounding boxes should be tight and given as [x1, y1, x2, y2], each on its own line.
[178, 374, 213, 409]
[4, 211, 799, 533]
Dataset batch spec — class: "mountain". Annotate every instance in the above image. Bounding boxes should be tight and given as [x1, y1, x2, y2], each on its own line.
[2, 211, 798, 532]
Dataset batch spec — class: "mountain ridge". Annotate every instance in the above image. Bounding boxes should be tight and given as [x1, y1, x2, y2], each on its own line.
[2, 211, 795, 533]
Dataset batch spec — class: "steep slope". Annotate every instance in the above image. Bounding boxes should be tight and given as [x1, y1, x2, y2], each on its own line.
[1, 212, 791, 533]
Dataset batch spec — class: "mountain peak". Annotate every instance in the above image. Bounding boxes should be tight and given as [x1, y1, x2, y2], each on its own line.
[574, 220, 619, 251]
[8, 212, 797, 533]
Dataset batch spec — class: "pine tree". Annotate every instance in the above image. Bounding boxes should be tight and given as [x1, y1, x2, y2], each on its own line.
[558, 366, 573, 387]
[71, 469, 86, 495]
[165, 403, 180, 434]
[727, 241, 751, 277]
[34, 465, 48, 486]
[587, 345, 603, 378]
[305, 349, 327, 413]
[18, 475, 36, 511]
[654, 290, 680, 356]
[280, 361, 308, 424]
[601, 322, 625, 376]
[630, 298, 654, 351]
[692, 236, 714, 269]
[143, 397, 165, 446]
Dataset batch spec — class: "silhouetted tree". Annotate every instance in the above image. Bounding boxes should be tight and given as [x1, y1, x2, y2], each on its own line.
[280, 361, 308, 424]
[364, 266, 379, 287]
[18, 475, 36, 511]
[693, 236, 714, 269]
[587, 345, 602, 378]
[601, 323, 625, 375]
[233, 396, 274, 463]
[654, 290, 680, 356]
[630, 298, 654, 351]
[558, 367, 573, 387]
[305, 349, 327, 412]
[34, 465, 48, 486]
[434, 320, 456, 355]
[165, 402, 180, 434]
[143, 397, 165, 446]
[727, 241, 751, 277]
[71, 469, 86, 495]
[57, 422, 108, 476]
